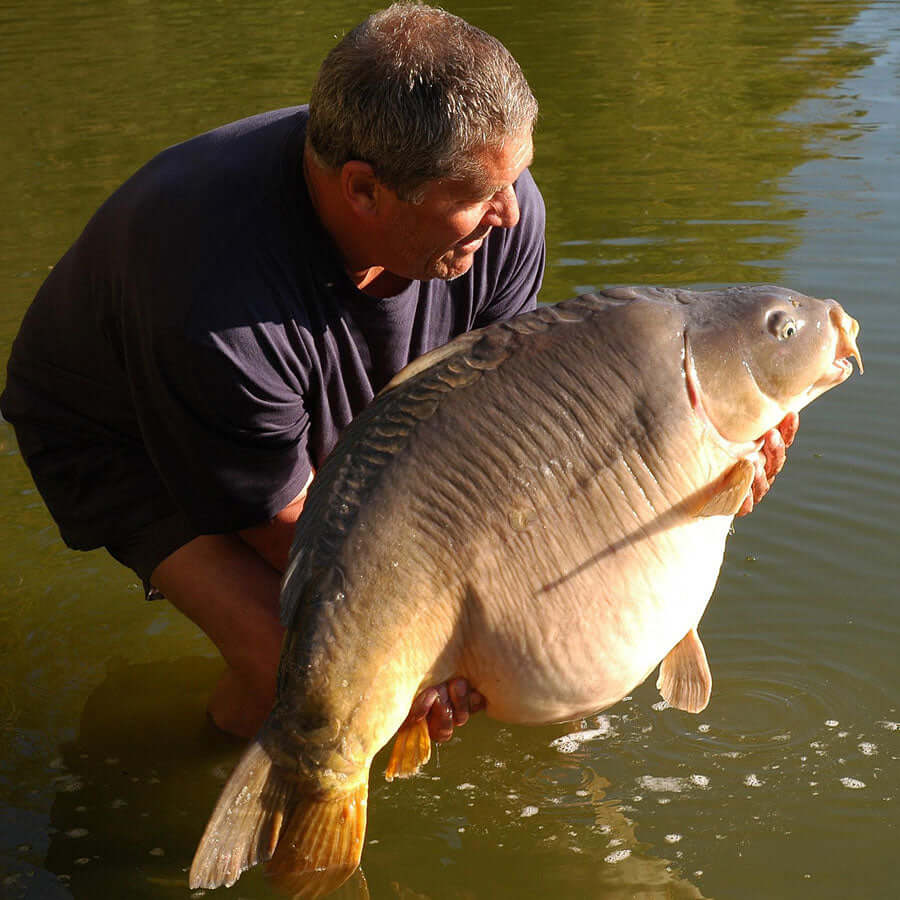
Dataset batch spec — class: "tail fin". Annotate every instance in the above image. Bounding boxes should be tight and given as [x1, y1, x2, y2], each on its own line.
[267, 781, 368, 899]
[189, 739, 294, 889]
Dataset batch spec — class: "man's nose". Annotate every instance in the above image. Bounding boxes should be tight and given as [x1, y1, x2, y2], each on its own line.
[486, 185, 520, 229]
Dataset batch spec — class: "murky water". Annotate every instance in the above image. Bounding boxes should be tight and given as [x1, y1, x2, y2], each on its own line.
[1, 1, 898, 898]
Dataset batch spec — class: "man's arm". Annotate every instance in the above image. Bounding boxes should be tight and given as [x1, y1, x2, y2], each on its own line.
[239, 474, 313, 573]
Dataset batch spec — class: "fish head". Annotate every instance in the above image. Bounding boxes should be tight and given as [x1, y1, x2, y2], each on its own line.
[682, 285, 862, 444]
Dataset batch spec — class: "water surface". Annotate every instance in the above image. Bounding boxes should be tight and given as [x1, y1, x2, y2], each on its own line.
[1, 1, 898, 898]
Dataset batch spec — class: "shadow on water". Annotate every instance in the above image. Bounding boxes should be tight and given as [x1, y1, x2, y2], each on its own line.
[36, 656, 234, 899]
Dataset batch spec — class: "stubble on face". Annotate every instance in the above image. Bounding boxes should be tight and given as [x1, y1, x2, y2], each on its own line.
[392, 132, 534, 283]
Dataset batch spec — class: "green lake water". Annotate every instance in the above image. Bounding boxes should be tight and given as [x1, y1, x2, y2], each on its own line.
[1, 1, 898, 898]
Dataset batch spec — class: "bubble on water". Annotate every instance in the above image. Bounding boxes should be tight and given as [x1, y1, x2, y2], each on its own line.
[878, 721, 899, 731]
[840, 777, 866, 789]
[652, 700, 671, 711]
[520, 805, 539, 818]
[664, 834, 682, 843]
[697, 724, 711, 733]
[744, 774, 764, 788]
[858, 742, 877, 756]
[604, 849, 632, 864]
[550, 721, 612, 753]
[690, 774, 710, 788]
[638, 775, 687, 793]
[457, 783, 475, 791]
[53, 774, 84, 793]
[825, 720, 839, 728]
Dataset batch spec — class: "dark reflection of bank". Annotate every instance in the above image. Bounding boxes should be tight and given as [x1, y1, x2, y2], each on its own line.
[508, 0, 876, 293]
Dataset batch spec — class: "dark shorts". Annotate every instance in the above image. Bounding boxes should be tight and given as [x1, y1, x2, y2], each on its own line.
[105, 509, 199, 595]
[8, 416, 199, 597]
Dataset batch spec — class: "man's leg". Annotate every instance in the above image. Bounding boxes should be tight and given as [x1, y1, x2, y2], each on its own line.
[151, 532, 485, 741]
[151, 533, 284, 738]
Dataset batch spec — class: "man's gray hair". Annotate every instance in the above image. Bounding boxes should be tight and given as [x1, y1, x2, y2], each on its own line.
[307, 2, 538, 201]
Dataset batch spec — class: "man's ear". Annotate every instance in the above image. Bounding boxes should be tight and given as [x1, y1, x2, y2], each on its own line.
[341, 161, 381, 218]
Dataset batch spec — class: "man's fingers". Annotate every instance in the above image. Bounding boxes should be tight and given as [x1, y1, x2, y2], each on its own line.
[762, 427, 786, 482]
[408, 687, 439, 722]
[449, 678, 470, 727]
[427, 684, 455, 742]
[779, 411, 800, 448]
[737, 412, 801, 517]
[407, 678, 486, 743]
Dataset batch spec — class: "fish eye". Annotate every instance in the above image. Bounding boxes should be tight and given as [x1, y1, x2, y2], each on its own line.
[767, 310, 799, 340]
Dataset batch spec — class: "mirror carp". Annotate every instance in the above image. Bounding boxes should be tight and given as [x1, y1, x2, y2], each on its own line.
[190, 285, 862, 897]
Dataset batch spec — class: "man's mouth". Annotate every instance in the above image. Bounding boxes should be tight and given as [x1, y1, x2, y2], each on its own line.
[456, 227, 492, 252]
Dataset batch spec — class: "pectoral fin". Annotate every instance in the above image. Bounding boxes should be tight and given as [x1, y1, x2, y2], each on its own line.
[385, 717, 432, 781]
[656, 628, 712, 713]
[694, 459, 755, 517]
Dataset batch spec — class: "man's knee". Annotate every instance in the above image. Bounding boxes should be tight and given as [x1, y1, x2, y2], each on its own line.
[151, 534, 285, 678]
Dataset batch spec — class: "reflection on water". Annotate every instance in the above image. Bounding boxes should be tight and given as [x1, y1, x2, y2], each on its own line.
[2, 0, 899, 898]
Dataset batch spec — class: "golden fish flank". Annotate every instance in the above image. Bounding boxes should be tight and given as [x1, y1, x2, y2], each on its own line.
[189, 285, 861, 897]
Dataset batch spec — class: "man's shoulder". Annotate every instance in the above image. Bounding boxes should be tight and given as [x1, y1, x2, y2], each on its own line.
[121, 106, 308, 213]
[79, 108, 311, 304]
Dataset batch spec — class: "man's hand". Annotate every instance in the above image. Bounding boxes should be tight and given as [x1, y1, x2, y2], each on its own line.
[737, 412, 799, 517]
[406, 677, 486, 742]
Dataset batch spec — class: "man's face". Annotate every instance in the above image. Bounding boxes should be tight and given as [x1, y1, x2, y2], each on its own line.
[377, 131, 534, 282]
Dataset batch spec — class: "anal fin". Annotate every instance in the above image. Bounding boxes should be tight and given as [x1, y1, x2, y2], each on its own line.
[656, 628, 712, 713]
[385, 716, 432, 781]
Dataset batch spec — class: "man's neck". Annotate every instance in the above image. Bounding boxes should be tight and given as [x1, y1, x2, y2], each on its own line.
[302, 144, 411, 298]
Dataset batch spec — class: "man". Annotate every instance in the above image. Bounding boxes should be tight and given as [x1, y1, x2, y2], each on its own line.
[1, 3, 791, 742]
[1, 4, 543, 740]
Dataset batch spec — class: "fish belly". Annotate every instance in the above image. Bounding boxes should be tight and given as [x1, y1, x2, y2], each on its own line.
[460, 513, 732, 725]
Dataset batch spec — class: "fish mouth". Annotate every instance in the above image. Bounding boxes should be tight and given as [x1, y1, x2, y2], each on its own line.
[813, 309, 863, 392]
[834, 308, 863, 374]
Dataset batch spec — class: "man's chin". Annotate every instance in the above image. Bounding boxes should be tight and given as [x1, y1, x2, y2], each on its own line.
[431, 250, 477, 281]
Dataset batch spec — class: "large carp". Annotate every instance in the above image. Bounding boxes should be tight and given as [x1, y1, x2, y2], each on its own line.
[189, 285, 861, 897]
